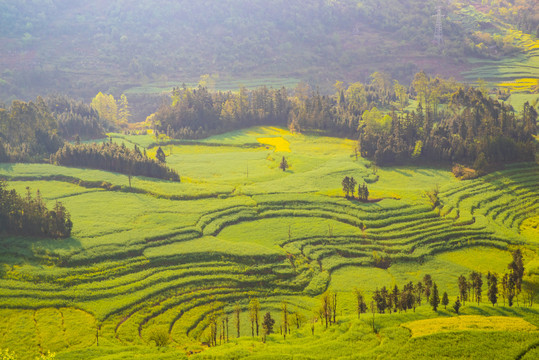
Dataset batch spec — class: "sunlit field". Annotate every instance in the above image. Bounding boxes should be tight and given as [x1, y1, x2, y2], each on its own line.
[0, 126, 537, 359]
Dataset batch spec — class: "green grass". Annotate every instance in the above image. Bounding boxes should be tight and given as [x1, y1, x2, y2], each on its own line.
[0, 126, 538, 359]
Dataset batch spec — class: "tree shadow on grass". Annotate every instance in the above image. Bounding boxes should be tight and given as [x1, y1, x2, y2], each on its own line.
[0, 235, 82, 267]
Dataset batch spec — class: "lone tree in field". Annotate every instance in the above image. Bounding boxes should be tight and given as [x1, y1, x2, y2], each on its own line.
[262, 312, 275, 342]
[430, 282, 440, 311]
[156, 146, 166, 163]
[279, 156, 289, 171]
[442, 292, 449, 310]
[453, 297, 461, 314]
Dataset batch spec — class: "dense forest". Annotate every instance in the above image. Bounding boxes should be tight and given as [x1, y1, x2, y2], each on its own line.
[0, 181, 72, 238]
[152, 71, 537, 170]
[47, 95, 108, 139]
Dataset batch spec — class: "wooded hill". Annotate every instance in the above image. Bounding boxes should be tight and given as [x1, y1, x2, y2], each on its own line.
[0, 0, 537, 101]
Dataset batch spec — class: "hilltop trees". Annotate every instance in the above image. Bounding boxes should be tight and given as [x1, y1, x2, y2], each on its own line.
[153, 86, 291, 139]
[357, 80, 537, 168]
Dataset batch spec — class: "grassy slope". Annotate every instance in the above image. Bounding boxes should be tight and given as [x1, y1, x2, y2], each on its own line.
[0, 127, 537, 359]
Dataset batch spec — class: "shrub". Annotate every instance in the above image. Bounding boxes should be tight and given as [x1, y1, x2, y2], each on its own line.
[148, 327, 170, 347]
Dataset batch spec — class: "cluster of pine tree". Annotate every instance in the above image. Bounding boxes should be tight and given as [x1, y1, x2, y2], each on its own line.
[0, 181, 72, 238]
[359, 88, 537, 169]
[50, 142, 180, 182]
[152, 86, 291, 139]
[0, 97, 64, 162]
[367, 274, 443, 314]
[46, 95, 108, 139]
[456, 250, 528, 307]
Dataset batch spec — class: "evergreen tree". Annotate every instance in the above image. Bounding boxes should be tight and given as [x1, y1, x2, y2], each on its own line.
[348, 176, 357, 198]
[156, 146, 166, 163]
[509, 249, 525, 301]
[442, 292, 449, 310]
[430, 282, 440, 311]
[458, 275, 468, 304]
[342, 176, 350, 197]
[279, 156, 289, 171]
[453, 297, 461, 314]
[487, 272, 498, 306]
[262, 312, 275, 342]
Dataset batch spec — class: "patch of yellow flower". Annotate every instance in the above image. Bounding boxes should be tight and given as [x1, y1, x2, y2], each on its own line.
[402, 315, 537, 338]
[498, 78, 539, 93]
[520, 216, 539, 243]
[257, 137, 291, 152]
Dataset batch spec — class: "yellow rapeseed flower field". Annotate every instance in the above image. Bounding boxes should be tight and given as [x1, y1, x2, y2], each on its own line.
[402, 315, 537, 338]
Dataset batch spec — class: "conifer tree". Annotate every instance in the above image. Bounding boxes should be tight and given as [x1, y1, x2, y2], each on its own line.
[279, 156, 289, 171]
[442, 292, 449, 310]
[430, 282, 440, 311]
[453, 297, 461, 314]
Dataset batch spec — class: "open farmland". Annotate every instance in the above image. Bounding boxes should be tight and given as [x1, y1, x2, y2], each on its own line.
[0, 127, 538, 359]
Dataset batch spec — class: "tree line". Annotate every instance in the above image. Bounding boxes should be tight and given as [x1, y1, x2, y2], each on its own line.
[50, 142, 180, 182]
[0, 180, 72, 239]
[152, 72, 537, 171]
[198, 249, 530, 347]
[152, 85, 290, 139]
[0, 96, 113, 162]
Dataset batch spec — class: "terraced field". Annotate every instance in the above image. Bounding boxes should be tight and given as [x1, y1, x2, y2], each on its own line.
[0, 127, 537, 359]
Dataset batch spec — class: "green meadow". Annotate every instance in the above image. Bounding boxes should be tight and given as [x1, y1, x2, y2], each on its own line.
[0, 127, 537, 359]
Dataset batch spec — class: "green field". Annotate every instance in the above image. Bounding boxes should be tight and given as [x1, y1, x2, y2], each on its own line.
[0, 127, 538, 359]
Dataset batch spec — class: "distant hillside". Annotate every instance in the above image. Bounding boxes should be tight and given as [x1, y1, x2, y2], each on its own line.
[0, 0, 537, 103]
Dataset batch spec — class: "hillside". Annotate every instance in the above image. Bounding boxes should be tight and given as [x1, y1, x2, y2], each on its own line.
[0, 127, 537, 359]
[0, 0, 538, 107]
